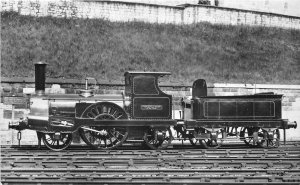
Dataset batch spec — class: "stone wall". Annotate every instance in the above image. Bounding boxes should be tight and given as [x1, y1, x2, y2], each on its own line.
[1, 78, 300, 145]
[1, 0, 300, 29]
[113, 0, 300, 17]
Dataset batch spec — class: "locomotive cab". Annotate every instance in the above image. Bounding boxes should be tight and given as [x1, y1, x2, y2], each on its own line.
[124, 71, 172, 119]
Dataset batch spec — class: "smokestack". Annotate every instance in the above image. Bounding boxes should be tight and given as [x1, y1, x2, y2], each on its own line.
[35, 62, 47, 96]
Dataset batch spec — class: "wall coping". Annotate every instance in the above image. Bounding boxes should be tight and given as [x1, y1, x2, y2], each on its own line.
[2, 77, 300, 90]
[181, 3, 300, 19]
[81, 0, 185, 9]
[81, 1, 300, 19]
[212, 83, 300, 90]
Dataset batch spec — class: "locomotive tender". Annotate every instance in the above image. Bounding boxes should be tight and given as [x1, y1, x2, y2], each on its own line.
[9, 62, 297, 151]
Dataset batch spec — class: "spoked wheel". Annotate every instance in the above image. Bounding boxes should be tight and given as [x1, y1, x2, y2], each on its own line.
[144, 127, 172, 150]
[42, 133, 73, 151]
[257, 129, 280, 148]
[240, 127, 255, 146]
[78, 102, 128, 150]
[200, 130, 224, 149]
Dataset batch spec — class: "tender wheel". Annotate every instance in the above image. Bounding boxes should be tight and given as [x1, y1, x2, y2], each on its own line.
[200, 130, 223, 149]
[144, 127, 172, 150]
[189, 128, 202, 147]
[240, 127, 255, 146]
[189, 137, 200, 146]
[79, 102, 128, 150]
[42, 133, 73, 151]
[257, 129, 280, 148]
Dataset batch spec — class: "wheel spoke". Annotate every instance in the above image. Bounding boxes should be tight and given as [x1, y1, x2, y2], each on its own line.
[116, 114, 123, 119]
[111, 110, 118, 117]
[87, 113, 95, 118]
[114, 130, 125, 137]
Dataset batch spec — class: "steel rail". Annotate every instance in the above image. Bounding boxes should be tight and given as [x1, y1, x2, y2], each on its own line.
[1, 142, 300, 184]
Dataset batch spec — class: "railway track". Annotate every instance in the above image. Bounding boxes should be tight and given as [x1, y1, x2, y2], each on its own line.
[1, 142, 300, 184]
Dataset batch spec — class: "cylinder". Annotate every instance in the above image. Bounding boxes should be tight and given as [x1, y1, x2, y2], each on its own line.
[35, 62, 47, 96]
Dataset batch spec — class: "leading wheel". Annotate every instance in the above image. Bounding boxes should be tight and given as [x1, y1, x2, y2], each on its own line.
[79, 102, 128, 150]
[42, 133, 73, 151]
[144, 127, 172, 150]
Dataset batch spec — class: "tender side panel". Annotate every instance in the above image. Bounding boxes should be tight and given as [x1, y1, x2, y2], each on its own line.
[204, 101, 275, 118]
[192, 95, 282, 120]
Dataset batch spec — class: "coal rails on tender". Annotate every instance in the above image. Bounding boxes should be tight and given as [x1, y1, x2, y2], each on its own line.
[9, 62, 297, 151]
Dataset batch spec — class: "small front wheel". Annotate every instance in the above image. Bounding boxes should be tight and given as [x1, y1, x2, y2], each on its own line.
[42, 133, 73, 151]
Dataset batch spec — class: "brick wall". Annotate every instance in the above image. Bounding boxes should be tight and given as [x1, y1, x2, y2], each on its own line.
[1, 0, 300, 29]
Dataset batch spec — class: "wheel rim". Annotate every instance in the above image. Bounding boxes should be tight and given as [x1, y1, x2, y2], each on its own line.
[42, 133, 72, 151]
[257, 129, 280, 148]
[79, 102, 128, 150]
[144, 127, 172, 150]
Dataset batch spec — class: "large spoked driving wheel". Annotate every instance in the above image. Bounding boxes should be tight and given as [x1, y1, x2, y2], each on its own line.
[257, 129, 280, 148]
[78, 102, 128, 150]
[144, 127, 172, 150]
[42, 133, 73, 151]
[200, 130, 223, 149]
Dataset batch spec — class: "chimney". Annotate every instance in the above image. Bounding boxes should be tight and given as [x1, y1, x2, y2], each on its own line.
[34, 62, 47, 96]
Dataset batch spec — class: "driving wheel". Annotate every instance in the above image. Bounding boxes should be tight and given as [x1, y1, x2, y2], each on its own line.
[144, 127, 172, 150]
[200, 130, 223, 149]
[79, 102, 128, 150]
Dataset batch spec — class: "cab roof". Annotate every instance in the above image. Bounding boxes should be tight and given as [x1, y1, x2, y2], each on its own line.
[124, 71, 171, 77]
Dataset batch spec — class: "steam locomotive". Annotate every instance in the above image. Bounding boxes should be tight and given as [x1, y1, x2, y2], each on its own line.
[9, 62, 297, 151]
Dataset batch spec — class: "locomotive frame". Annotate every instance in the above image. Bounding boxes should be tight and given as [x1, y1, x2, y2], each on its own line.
[9, 62, 297, 151]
